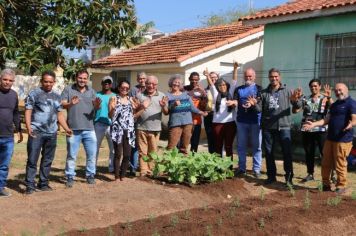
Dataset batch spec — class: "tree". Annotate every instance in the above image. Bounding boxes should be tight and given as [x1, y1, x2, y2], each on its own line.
[0, 0, 146, 75]
[199, 5, 255, 27]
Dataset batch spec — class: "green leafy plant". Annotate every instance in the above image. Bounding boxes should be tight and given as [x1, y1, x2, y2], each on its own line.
[267, 208, 273, 219]
[327, 196, 342, 206]
[183, 210, 191, 220]
[227, 207, 236, 218]
[145, 149, 233, 185]
[217, 217, 223, 227]
[147, 214, 156, 223]
[206, 225, 213, 236]
[122, 220, 132, 231]
[260, 187, 265, 201]
[152, 229, 160, 236]
[304, 190, 311, 210]
[258, 217, 265, 229]
[170, 215, 179, 227]
[317, 181, 323, 192]
[232, 197, 240, 208]
[107, 226, 114, 236]
[286, 182, 295, 197]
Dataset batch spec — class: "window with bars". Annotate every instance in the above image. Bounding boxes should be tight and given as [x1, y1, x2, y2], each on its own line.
[315, 32, 356, 90]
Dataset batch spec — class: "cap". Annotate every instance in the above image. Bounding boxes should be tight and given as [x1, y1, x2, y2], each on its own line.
[102, 76, 113, 83]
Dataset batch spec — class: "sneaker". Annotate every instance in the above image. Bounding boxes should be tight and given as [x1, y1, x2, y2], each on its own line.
[335, 188, 346, 194]
[0, 188, 11, 197]
[264, 178, 276, 185]
[234, 169, 246, 178]
[66, 178, 74, 188]
[86, 175, 95, 185]
[253, 172, 262, 179]
[37, 185, 53, 192]
[322, 185, 332, 192]
[25, 187, 36, 195]
[302, 174, 314, 183]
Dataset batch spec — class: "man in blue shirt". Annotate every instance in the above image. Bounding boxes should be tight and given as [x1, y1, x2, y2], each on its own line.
[303, 83, 356, 194]
[0, 69, 23, 197]
[25, 71, 72, 194]
[234, 68, 262, 178]
[94, 76, 116, 173]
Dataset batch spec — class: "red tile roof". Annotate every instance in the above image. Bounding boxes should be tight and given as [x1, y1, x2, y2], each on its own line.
[91, 22, 263, 68]
[240, 0, 356, 21]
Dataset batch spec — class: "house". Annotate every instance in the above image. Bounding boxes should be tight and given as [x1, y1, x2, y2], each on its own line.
[90, 22, 264, 93]
[239, 0, 356, 97]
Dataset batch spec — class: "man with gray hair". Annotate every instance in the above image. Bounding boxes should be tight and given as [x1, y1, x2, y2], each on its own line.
[0, 69, 23, 197]
[94, 76, 116, 173]
[134, 75, 168, 176]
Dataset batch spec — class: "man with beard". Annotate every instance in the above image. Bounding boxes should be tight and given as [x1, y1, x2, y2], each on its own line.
[303, 83, 356, 194]
[234, 68, 262, 178]
[94, 76, 116, 173]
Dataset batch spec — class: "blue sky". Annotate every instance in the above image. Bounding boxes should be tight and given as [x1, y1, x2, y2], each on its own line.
[135, 0, 289, 33]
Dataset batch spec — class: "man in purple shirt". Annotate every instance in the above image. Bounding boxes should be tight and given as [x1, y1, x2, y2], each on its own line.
[0, 69, 23, 197]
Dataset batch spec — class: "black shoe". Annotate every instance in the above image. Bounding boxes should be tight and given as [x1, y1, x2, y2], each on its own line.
[25, 187, 36, 195]
[264, 178, 276, 185]
[0, 188, 11, 197]
[322, 185, 332, 192]
[86, 175, 95, 185]
[302, 174, 314, 183]
[66, 178, 74, 188]
[234, 169, 246, 178]
[37, 185, 53, 192]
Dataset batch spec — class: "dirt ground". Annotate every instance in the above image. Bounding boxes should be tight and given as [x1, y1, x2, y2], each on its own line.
[1, 134, 356, 235]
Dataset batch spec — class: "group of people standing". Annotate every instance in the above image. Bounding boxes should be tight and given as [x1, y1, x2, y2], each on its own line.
[0, 64, 355, 197]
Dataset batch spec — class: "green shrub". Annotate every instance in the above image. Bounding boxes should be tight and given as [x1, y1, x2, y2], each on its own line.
[144, 148, 233, 184]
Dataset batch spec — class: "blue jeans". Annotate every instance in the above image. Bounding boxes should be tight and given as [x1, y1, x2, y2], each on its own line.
[130, 146, 139, 172]
[190, 124, 201, 152]
[94, 122, 114, 172]
[237, 122, 262, 173]
[0, 137, 14, 189]
[263, 129, 293, 182]
[65, 130, 97, 178]
[25, 132, 57, 189]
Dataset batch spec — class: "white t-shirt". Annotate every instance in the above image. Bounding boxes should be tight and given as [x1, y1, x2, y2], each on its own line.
[210, 80, 237, 123]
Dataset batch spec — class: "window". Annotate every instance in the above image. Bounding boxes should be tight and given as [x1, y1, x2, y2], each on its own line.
[315, 32, 356, 90]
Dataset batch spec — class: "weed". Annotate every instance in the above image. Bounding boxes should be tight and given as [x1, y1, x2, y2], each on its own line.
[170, 215, 179, 227]
[183, 209, 191, 220]
[317, 181, 323, 192]
[58, 226, 66, 236]
[203, 204, 209, 211]
[267, 208, 272, 219]
[152, 229, 160, 236]
[303, 190, 311, 210]
[147, 214, 156, 223]
[227, 207, 235, 218]
[123, 220, 132, 231]
[79, 227, 87, 232]
[260, 187, 265, 201]
[286, 182, 295, 197]
[107, 226, 114, 236]
[232, 197, 240, 208]
[327, 196, 342, 206]
[217, 217, 223, 227]
[20, 230, 33, 236]
[206, 225, 213, 236]
[351, 190, 356, 200]
[37, 227, 48, 236]
[258, 217, 265, 229]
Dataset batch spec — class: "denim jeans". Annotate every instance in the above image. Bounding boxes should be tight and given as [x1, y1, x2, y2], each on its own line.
[203, 112, 215, 154]
[0, 137, 14, 189]
[237, 122, 262, 173]
[94, 122, 114, 172]
[263, 129, 293, 182]
[130, 146, 139, 172]
[25, 132, 57, 189]
[190, 124, 201, 152]
[65, 130, 97, 178]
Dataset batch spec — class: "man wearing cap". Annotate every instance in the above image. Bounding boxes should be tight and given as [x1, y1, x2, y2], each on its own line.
[94, 76, 116, 173]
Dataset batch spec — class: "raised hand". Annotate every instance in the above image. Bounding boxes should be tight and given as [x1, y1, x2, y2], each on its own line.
[203, 67, 209, 77]
[233, 60, 239, 69]
[141, 98, 152, 109]
[290, 87, 303, 102]
[93, 97, 102, 109]
[71, 96, 80, 105]
[322, 84, 332, 98]
[109, 96, 117, 110]
[130, 97, 140, 110]
[159, 96, 168, 107]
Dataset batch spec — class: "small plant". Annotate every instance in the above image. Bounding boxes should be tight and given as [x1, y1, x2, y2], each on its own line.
[107, 226, 114, 236]
[327, 196, 342, 206]
[260, 187, 265, 201]
[227, 207, 235, 218]
[183, 209, 191, 220]
[351, 190, 356, 200]
[317, 181, 323, 192]
[287, 182, 295, 197]
[203, 204, 209, 211]
[79, 227, 87, 232]
[147, 214, 156, 223]
[58, 226, 66, 236]
[206, 225, 213, 236]
[123, 220, 132, 231]
[303, 190, 311, 210]
[170, 215, 179, 227]
[258, 217, 265, 229]
[20, 230, 33, 236]
[232, 197, 240, 208]
[217, 217, 223, 227]
[152, 229, 160, 236]
[267, 208, 273, 219]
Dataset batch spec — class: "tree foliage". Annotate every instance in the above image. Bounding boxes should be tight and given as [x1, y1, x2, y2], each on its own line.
[0, 0, 145, 75]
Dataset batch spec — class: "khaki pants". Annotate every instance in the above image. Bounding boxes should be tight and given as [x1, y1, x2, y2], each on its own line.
[322, 140, 352, 188]
[167, 124, 193, 155]
[137, 130, 160, 175]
